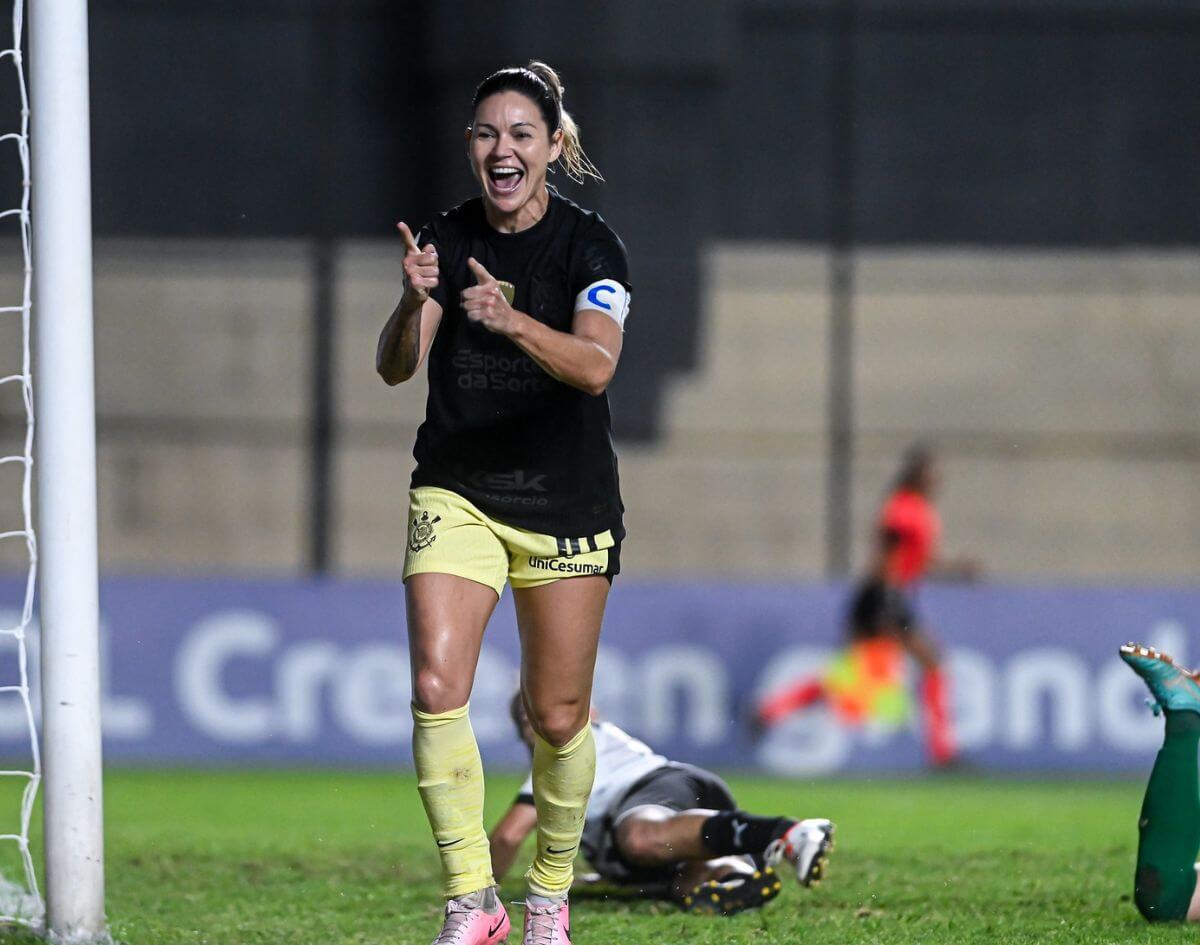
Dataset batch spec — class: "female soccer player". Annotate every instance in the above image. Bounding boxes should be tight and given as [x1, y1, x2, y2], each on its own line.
[1120, 643, 1200, 923]
[757, 445, 978, 766]
[377, 62, 630, 945]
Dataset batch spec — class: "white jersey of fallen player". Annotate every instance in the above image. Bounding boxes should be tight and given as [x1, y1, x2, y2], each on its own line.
[519, 721, 669, 828]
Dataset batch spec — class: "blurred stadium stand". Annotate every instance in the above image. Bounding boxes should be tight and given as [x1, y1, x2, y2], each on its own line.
[0, 0, 1197, 580]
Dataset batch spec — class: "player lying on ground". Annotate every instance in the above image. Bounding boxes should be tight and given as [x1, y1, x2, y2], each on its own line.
[1121, 642, 1200, 923]
[490, 694, 835, 916]
[756, 445, 975, 766]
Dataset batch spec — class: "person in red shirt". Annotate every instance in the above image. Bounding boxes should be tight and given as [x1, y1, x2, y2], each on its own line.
[756, 444, 978, 767]
[878, 478, 940, 586]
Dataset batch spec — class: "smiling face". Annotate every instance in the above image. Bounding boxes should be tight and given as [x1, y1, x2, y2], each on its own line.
[468, 90, 563, 230]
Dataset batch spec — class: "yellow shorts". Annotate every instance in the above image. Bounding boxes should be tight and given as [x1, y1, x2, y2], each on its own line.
[402, 486, 621, 597]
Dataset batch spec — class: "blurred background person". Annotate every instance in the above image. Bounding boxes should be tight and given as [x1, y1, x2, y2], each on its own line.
[756, 444, 980, 767]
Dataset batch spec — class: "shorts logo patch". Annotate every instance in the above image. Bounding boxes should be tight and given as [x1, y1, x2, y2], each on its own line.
[528, 556, 604, 576]
[409, 511, 442, 552]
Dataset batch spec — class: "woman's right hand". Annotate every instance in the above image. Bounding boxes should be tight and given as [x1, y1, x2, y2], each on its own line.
[397, 221, 439, 307]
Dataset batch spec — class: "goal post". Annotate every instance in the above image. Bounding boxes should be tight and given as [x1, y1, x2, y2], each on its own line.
[29, 0, 107, 941]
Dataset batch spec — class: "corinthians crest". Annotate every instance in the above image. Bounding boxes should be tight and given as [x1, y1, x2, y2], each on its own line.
[409, 510, 441, 552]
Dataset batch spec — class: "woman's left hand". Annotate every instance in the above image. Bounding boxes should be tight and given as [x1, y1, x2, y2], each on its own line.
[462, 258, 522, 336]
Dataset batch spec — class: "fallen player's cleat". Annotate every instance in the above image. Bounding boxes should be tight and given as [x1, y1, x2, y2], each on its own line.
[431, 887, 510, 945]
[764, 818, 835, 888]
[680, 866, 783, 917]
[1120, 643, 1200, 717]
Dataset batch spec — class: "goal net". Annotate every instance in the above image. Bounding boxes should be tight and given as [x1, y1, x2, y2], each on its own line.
[0, 0, 42, 928]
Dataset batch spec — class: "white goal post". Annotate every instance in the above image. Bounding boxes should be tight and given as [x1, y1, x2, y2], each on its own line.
[29, 0, 107, 942]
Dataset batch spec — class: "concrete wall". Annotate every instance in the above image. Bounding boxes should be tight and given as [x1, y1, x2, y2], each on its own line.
[852, 251, 1200, 579]
[629, 246, 1200, 580]
[1, 240, 1197, 580]
[0, 242, 310, 574]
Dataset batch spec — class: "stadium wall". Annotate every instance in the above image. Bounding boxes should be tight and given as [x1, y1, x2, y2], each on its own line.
[67, 0, 1200, 439]
[1, 241, 1197, 580]
[2, 0, 1195, 581]
[0, 575, 1191, 774]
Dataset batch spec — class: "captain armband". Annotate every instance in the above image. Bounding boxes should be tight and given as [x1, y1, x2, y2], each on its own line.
[574, 279, 630, 330]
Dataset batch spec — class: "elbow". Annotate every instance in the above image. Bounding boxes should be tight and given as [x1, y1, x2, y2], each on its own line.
[580, 366, 616, 397]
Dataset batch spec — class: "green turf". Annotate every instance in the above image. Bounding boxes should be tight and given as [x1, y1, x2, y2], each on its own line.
[0, 771, 1193, 944]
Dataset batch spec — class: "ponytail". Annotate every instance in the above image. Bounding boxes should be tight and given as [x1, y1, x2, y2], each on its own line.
[524, 61, 603, 184]
[472, 61, 604, 184]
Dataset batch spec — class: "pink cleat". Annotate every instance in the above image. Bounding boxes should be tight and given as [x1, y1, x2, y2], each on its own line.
[522, 894, 570, 945]
[430, 887, 510, 945]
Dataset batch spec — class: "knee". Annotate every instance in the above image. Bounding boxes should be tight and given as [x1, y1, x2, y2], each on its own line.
[411, 668, 468, 715]
[526, 699, 589, 747]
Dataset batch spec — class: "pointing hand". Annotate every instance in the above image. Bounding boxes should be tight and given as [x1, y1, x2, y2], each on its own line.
[397, 221, 439, 306]
[461, 257, 520, 336]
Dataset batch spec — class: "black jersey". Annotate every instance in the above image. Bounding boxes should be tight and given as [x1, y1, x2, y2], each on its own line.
[411, 189, 630, 539]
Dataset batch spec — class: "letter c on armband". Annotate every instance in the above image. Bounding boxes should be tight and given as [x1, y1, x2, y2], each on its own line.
[574, 279, 630, 329]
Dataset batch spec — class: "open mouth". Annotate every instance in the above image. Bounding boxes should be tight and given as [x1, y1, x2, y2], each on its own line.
[487, 165, 524, 196]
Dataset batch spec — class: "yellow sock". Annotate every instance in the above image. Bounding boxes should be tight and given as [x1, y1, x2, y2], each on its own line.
[411, 703, 494, 898]
[526, 723, 596, 897]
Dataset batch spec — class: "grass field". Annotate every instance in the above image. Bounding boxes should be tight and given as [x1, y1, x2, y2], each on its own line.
[0, 771, 1191, 944]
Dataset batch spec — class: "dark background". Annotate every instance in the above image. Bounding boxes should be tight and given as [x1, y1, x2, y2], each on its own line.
[89, 0, 1200, 243]
[84, 0, 1200, 439]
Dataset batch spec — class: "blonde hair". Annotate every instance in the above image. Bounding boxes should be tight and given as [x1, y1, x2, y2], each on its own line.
[472, 61, 604, 184]
[524, 61, 603, 184]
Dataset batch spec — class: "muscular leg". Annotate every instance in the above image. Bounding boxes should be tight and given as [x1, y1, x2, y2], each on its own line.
[514, 575, 609, 744]
[616, 804, 796, 865]
[615, 806, 718, 865]
[408, 573, 498, 712]
[406, 573, 500, 899]
[514, 575, 610, 897]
